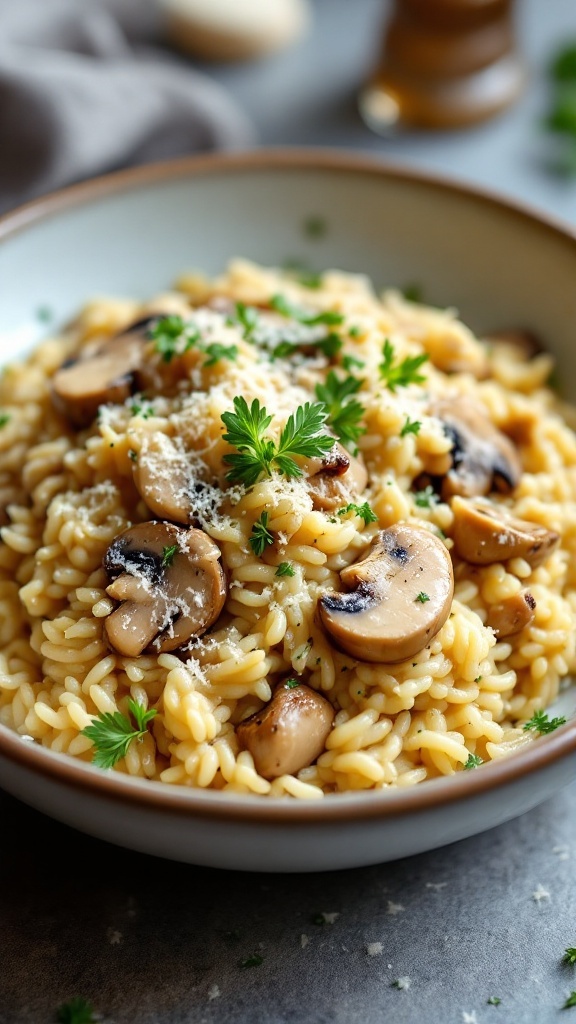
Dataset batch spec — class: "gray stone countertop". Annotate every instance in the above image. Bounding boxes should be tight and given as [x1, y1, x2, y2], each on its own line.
[3, 1, 576, 1022]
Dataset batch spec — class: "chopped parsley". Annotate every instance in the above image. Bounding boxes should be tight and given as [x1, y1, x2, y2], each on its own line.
[81, 698, 157, 770]
[379, 339, 428, 392]
[149, 315, 200, 363]
[565, 949, 576, 965]
[402, 283, 424, 303]
[284, 678, 300, 688]
[128, 449, 138, 462]
[231, 302, 260, 341]
[341, 352, 365, 371]
[415, 591, 430, 603]
[315, 370, 366, 452]
[337, 502, 378, 525]
[56, 1000, 97, 1024]
[413, 485, 438, 509]
[543, 43, 576, 176]
[486, 996, 502, 1006]
[564, 992, 576, 1009]
[222, 396, 334, 487]
[523, 709, 567, 734]
[249, 512, 274, 556]
[239, 954, 264, 970]
[161, 544, 179, 567]
[400, 416, 422, 437]
[130, 401, 155, 419]
[0, 413, 10, 428]
[275, 561, 295, 577]
[270, 293, 344, 328]
[203, 342, 238, 367]
[463, 753, 484, 770]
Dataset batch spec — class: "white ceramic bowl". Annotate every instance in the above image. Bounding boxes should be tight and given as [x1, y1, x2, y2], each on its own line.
[1, 151, 576, 873]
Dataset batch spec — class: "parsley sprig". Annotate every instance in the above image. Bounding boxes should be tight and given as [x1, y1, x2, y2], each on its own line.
[337, 502, 377, 525]
[221, 397, 334, 487]
[379, 339, 428, 392]
[315, 370, 366, 452]
[463, 753, 484, 770]
[149, 315, 200, 363]
[269, 294, 344, 359]
[275, 561, 295, 577]
[523, 709, 567, 734]
[564, 949, 576, 965]
[82, 698, 157, 770]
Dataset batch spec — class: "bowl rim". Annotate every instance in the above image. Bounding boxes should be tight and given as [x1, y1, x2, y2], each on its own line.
[1, 146, 576, 826]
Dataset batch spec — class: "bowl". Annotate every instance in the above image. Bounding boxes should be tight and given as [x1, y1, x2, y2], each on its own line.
[1, 150, 576, 873]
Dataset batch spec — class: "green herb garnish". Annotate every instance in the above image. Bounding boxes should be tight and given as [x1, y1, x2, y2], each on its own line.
[232, 302, 260, 341]
[564, 992, 576, 1009]
[249, 512, 274, 556]
[0, 413, 10, 429]
[162, 544, 179, 567]
[275, 562, 295, 577]
[149, 315, 200, 363]
[82, 698, 157, 770]
[56, 999, 97, 1024]
[415, 591, 430, 604]
[402, 283, 423, 303]
[523, 709, 567, 734]
[413, 485, 438, 509]
[565, 949, 576, 966]
[222, 396, 333, 487]
[128, 449, 138, 462]
[463, 753, 484, 770]
[315, 370, 366, 452]
[285, 678, 300, 688]
[487, 996, 502, 1006]
[270, 293, 344, 328]
[342, 353, 365, 371]
[379, 339, 428, 392]
[203, 342, 238, 367]
[400, 416, 422, 437]
[337, 502, 377, 525]
[303, 215, 327, 239]
[130, 401, 154, 419]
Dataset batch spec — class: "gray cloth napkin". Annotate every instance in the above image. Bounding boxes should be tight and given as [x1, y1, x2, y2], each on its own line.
[0, 0, 255, 213]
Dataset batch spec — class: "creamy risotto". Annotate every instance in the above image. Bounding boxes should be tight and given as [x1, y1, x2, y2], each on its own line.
[0, 259, 574, 798]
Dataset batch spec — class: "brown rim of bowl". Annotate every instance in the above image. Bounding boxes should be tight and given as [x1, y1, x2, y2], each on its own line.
[1, 147, 576, 826]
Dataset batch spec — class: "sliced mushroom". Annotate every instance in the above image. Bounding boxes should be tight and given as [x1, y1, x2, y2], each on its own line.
[103, 521, 226, 657]
[133, 432, 220, 525]
[486, 590, 536, 638]
[451, 496, 560, 567]
[431, 397, 521, 500]
[303, 442, 368, 512]
[237, 679, 334, 779]
[318, 523, 454, 663]
[51, 317, 156, 427]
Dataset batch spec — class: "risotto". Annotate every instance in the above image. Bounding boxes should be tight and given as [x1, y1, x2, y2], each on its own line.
[0, 258, 574, 798]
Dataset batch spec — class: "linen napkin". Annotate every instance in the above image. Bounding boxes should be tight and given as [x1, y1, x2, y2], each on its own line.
[0, 0, 255, 213]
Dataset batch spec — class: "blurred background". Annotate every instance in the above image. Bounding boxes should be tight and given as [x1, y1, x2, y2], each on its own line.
[1, 0, 576, 222]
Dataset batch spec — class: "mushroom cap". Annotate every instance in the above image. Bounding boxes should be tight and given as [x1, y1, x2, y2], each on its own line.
[450, 496, 560, 567]
[103, 521, 226, 656]
[486, 590, 536, 638]
[133, 432, 197, 524]
[237, 680, 335, 779]
[431, 397, 521, 499]
[318, 523, 454, 663]
[304, 442, 369, 512]
[51, 318, 155, 427]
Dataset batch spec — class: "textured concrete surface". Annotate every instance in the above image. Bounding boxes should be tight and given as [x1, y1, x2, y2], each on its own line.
[3, 1, 576, 1022]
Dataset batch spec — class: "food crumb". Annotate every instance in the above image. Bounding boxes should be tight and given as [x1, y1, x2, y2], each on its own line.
[391, 976, 411, 990]
[532, 884, 551, 902]
[106, 928, 123, 945]
[462, 1013, 478, 1024]
[552, 844, 570, 860]
[425, 882, 447, 891]
[318, 911, 340, 924]
[366, 942, 384, 957]
[300, 934, 310, 949]
[386, 901, 405, 916]
[207, 984, 220, 1002]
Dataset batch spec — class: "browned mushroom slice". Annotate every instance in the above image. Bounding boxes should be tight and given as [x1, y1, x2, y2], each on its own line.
[133, 432, 214, 525]
[103, 521, 226, 657]
[486, 590, 536, 638]
[318, 523, 454, 663]
[51, 316, 156, 427]
[451, 496, 560, 567]
[304, 442, 368, 512]
[237, 679, 334, 779]
[431, 397, 521, 500]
